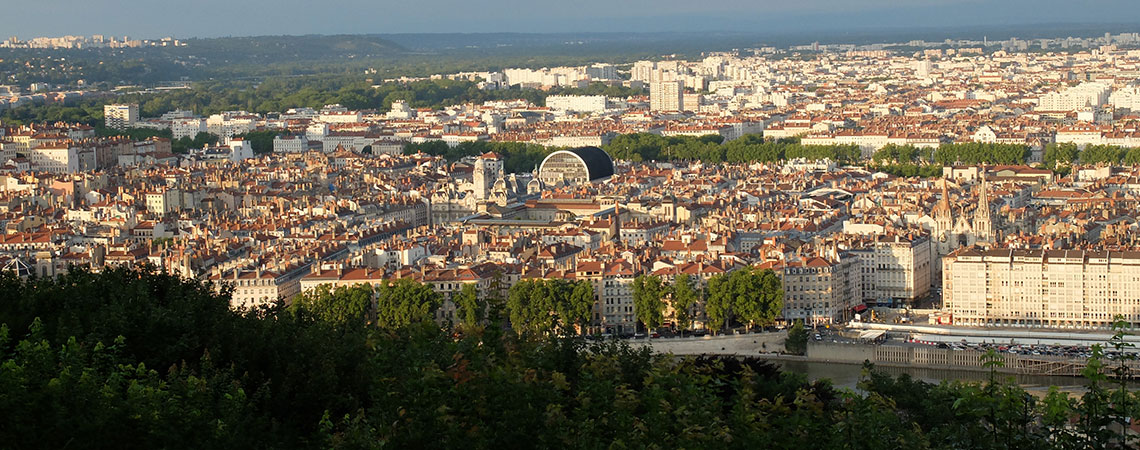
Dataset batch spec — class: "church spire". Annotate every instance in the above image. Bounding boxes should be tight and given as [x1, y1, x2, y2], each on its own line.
[973, 167, 993, 243]
[978, 170, 990, 217]
[935, 177, 951, 215]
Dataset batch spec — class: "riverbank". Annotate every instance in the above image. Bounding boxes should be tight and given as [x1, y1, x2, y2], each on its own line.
[629, 333, 1139, 379]
[627, 331, 788, 355]
[847, 321, 1140, 347]
[770, 359, 1107, 394]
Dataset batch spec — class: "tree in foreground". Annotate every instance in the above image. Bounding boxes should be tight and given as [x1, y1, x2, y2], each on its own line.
[2, 267, 1139, 450]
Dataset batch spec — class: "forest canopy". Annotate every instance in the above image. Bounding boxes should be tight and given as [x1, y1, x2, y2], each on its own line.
[2, 267, 1139, 449]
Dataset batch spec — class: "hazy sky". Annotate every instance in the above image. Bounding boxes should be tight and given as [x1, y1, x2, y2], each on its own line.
[9, 0, 1140, 39]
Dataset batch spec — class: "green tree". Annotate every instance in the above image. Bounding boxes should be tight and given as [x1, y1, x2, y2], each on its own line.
[1044, 142, 1079, 168]
[754, 269, 785, 327]
[1040, 386, 1079, 448]
[506, 279, 592, 336]
[374, 278, 442, 330]
[632, 275, 667, 335]
[234, 129, 284, 154]
[671, 274, 698, 335]
[564, 280, 595, 334]
[785, 320, 808, 355]
[1077, 344, 1114, 449]
[0, 265, 1134, 449]
[290, 284, 374, 326]
[453, 282, 485, 328]
[705, 274, 732, 335]
[710, 267, 784, 330]
[1079, 145, 1126, 165]
[1108, 315, 1136, 449]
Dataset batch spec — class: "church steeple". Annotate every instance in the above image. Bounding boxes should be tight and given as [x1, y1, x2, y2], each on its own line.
[933, 177, 953, 238]
[973, 169, 993, 243]
[934, 177, 952, 215]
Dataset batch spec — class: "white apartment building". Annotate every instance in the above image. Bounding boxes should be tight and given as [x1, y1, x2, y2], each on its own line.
[317, 110, 362, 124]
[171, 118, 206, 140]
[224, 138, 254, 161]
[306, 123, 330, 142]
[322, 132, 378, 153]
[273, 135, 309, 153]
[1109, 86, 1140, 111]
[585, 63, 617, 80]
[943, 248, 1140, 329]
[546, 95, 607, 113]
[631, 61, 656, 83]
[145, 189, 182, 215]
[650, 80, 684, 112]
[30, 143, 80, 173]
[1036, 82, 1111, 111]
[216, 268, 302, 310]
[206, 113, 256, 138]
[543, 134, 611, 148]
[103, 104, 139, 129]
[387, 101, 415, 119]
[1055, 124, 1108, 147]
[159, 109, 194, 121]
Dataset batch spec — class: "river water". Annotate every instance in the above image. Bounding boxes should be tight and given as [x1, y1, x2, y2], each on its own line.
[773, 359, 1129, 394]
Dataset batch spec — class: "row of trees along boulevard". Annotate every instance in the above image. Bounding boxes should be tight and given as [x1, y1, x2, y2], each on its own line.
[632, 267, 784, 337]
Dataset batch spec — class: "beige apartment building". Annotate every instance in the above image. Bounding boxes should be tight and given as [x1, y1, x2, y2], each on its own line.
[943, 248, 1140, 329]
[782, 256, 862, 325]
[851, 235, 932, 306]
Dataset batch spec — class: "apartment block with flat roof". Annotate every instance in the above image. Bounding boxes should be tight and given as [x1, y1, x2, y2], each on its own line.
[943, 248, 1140, 329]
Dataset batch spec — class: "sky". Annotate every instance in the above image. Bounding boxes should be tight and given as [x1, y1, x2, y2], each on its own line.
[8, 0, 1140, 39]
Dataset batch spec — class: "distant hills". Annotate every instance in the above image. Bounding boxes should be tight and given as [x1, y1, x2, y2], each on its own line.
[2, 24, 1139, 87]
[173, 34, 407, 63]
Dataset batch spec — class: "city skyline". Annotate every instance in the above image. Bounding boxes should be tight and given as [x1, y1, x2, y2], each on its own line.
[6, 0, 1140, 40]
[10, 0, 1140, 446]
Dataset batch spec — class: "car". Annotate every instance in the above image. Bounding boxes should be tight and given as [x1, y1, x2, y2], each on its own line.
[813, 333, 822, 341]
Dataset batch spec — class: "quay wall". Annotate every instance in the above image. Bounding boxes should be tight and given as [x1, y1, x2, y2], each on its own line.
[807, 342, 1140, 377]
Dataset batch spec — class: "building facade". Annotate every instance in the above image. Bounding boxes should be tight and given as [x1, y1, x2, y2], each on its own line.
[650, 80, 684, 112]
[943, 248, 1140, 329]
[782, 256, 862, 325]
[104, 104, 139, 129]
[853, 235, 932, 306]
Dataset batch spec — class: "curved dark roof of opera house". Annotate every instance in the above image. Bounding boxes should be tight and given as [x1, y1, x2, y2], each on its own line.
[541, 146, 614, 181]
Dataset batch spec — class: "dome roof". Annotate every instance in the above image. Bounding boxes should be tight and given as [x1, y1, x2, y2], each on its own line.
[540, 146, 614, 182]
